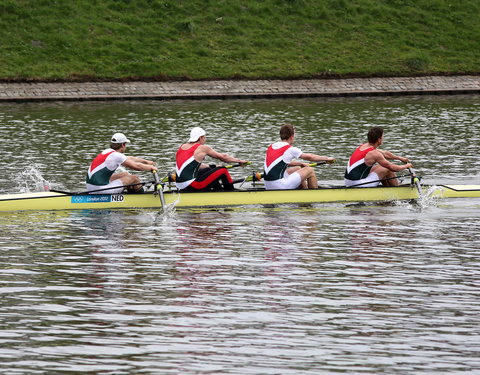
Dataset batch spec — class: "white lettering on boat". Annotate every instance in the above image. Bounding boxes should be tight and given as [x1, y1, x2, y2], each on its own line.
[71, 194, 125, 204]
[111, 194, 124, 202]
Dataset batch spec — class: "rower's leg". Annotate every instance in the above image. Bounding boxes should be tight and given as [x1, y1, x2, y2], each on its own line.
[295, 166, 318, 189]
[117, 174, 143, 192]
[372, 166, 399, 186]
[198, 167, 222, 190]
[110, 172, 130, 181]
[190, 167, 234, 191]
[219, 174, 234, 190]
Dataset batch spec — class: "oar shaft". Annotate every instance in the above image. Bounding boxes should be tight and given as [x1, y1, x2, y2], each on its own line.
[307, 161, 327, 167]
[225, 161, 251, 169]
[152, 170, 166, 209]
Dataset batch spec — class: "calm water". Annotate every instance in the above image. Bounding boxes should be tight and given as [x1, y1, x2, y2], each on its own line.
[0, 96, 479, 374]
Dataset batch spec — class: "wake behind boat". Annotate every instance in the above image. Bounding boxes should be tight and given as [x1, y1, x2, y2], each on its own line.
[0, 183, 479, 212]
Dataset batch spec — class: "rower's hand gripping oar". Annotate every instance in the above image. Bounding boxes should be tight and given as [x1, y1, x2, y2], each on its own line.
[152, 170, 166, 210]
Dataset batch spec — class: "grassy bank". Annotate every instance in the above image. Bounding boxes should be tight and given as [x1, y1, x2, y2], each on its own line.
[0, 0, 479, 81]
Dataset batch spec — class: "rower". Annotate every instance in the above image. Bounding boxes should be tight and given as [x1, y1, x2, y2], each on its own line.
[344, 126, 412, 187]
[86, 133, 157, 194]
[175, 127, 248, 192]
[264, 124, 336, 190]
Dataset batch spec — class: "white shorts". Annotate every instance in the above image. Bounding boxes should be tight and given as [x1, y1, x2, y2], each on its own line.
[345, 172, 380, 188]
[264, 171, 302, 190]
[86, 179, 125, 194]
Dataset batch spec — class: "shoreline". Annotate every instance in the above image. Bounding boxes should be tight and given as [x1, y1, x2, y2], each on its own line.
[0, 75, 479, 102]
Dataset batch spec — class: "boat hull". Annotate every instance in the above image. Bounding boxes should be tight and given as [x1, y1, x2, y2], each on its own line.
[0, 184, 478, 212]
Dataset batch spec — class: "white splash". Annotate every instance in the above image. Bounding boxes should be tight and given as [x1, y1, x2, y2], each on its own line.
[417, 185, 442, 208]
[144, 193, 180, 225]
[161, 197, 179, 219]
[391, 185, 441, 211]
[15, 165, 51, 193]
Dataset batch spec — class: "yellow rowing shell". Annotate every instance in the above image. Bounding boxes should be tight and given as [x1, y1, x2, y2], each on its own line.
[0, 184, 478, 212]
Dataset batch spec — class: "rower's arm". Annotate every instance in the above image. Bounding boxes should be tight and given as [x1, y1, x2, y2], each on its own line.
[122, 158, 156, 171]
[300, 153, 336, 164]
[200, 145, 247, 165]
[375, 151, 412, 172]
[379, 149, 409, 163]
[288, 160, 309, 167]
[126, 156, 156, 165]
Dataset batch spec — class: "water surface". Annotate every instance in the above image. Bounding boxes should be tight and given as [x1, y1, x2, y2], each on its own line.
[0, 95, 479, 374]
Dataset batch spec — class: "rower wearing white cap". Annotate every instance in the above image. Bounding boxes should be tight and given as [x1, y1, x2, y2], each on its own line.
[175, 127, 248, 191]
[86, 132, 157, 194]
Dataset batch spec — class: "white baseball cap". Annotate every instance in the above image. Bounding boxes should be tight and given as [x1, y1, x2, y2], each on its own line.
[111, 133, 131, 144]
[188, 127, 206, 142]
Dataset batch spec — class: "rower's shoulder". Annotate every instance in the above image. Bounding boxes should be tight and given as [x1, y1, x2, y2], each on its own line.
[270, 141, 289, 149]
[358, 143, 373, 151]
[180, 142, 203, 150]
[360, 144, 380, 156]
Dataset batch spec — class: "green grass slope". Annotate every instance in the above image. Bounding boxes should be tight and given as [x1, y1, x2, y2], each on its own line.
[0, 0, 479, 81]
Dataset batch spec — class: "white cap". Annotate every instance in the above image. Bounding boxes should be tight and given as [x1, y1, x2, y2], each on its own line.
[111, 133, 130, 144]
[188, 127, 206, 142]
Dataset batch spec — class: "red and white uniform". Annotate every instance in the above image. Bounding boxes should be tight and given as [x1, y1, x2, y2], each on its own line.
[175, 144, 202, 190]
[86, 149, 127, 194]
[344, 146, 379, 187]
[263, 142, 302, 190]
[175, 144, 234, 191]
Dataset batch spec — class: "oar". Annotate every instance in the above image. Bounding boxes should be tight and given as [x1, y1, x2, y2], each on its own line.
[161, 173, 177, 183]
[152, 170, 166, 210]
[233, 172, 263, 185]
[225, 161, 251, 169]
[307, 161, 328, 167]
[409, 168, 422, 196]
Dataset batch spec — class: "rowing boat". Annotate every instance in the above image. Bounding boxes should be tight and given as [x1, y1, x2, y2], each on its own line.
[0, 183, 479, 212]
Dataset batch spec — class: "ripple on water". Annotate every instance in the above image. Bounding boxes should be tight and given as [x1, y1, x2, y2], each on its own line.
[1, 96, 480, 374]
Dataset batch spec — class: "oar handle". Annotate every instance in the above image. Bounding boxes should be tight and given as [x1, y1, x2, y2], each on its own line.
[240, 172, 263, 183]
[307, 160, 335, 167]
[308, 162, 325, 167]
[225, 161, 251, 169]
[313, 158, 336, 166]
[161, 172, 177, 183]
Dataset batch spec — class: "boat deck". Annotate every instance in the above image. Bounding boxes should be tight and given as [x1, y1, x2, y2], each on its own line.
[0, 183, 479, 212]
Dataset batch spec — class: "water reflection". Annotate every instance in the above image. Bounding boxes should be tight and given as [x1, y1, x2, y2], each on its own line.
[0, 203, 479, 373]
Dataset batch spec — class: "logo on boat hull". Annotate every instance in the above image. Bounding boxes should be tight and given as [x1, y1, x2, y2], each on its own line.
[71, 194, 125, 204]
